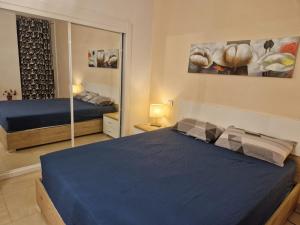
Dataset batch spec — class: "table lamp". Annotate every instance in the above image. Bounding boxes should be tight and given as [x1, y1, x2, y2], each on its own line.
[149, 103, 165, 127]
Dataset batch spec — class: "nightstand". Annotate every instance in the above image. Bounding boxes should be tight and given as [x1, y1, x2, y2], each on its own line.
[133, 123, 163, 134]
[103, 112, 120, 138]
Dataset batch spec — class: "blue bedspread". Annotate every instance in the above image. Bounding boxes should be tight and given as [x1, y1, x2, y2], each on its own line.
[0, 98, 115, 132]
[41, 128, 296, 225]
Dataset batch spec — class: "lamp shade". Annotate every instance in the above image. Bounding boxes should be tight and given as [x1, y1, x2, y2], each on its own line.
[149, 104, 164, 118]
[72, 84, 83, 95]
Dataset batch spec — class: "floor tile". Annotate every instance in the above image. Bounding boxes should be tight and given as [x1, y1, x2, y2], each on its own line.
[284, 221, 294, 225]
[11, 213, 47, 225]
[3, 186, 39, 221]
[289, 212, 300, 225]
[0, 194, 11, 225]
[0, 172, 40, 196]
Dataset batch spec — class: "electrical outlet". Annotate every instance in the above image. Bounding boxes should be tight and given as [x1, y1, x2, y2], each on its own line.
[168, 100, 174, 107]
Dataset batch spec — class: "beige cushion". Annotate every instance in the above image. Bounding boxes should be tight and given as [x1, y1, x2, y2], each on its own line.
[215, 126, 297, 167]
[88, 95, 113, 106]
[175, 118, 225, 143]
[74, 91, 98, 101]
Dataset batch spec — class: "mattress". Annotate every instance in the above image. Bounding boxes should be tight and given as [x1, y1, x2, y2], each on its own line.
[41, 128, 296, 225]
[0, 98, 116, 132]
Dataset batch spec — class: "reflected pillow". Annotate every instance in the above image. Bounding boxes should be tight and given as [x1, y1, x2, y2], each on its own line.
[75, 91, 98, 101]
[88, 95, 113, 106]
[175, 118, 225, 143]
[215, 126, 297, 167]
[81, 91, 99, 102]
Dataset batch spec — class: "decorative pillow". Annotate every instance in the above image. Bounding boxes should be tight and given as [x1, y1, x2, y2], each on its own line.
[88, 95, 113, 106]
[74, 91, 99, 101]
[175, 118, 225, 143]
[215, 126, 297, 167]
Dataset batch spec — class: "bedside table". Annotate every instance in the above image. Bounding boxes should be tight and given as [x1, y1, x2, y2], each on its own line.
[103, 112, 120, 138]
[133, 123, 163, 134]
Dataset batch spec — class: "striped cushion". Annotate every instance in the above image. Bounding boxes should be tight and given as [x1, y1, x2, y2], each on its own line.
[215, 126, 297, 167]
[75, 91, 99, 102]
[175, 118, 225, 143]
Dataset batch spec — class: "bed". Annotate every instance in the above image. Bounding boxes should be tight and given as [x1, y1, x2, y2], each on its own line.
[0, 98, 116, 151]
[38, 128, 299, 225]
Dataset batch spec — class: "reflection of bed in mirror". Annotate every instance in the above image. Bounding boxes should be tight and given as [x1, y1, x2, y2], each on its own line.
[0, 98, 116, 152]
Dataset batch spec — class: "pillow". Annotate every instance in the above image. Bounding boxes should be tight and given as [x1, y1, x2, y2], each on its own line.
[74, 91, 97, 100]
[175, 118, 225, 143]
[80, 91, 99, 102]
[88, 95, 113, 106]
[215, 126, 297, 167]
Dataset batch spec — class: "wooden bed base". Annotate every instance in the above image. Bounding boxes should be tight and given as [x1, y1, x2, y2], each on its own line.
[36, 174, 300, 225]
[266, 183, 300, 225]
[36, 178, 65, 225]
[0, 119, 102, 152]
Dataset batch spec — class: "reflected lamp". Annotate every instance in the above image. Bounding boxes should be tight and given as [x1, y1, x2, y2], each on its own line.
[72, 84, 83, 95]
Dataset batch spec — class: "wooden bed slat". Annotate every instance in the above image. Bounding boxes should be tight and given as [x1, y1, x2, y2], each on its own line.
[0, 126, 7, 149]
[291, 156, 300, 183]
[2, 119, 102, 152]
[265, 184, 300, 225]
[36, 178, 66, 225]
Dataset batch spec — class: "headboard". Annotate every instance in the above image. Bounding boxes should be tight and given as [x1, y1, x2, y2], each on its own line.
[173, 101, 300, 156]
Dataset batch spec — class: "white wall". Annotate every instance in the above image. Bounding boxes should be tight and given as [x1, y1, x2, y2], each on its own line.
[0, 9, 21, 101]
[0, 0, 154, 135]
[71, 24, 121, 104]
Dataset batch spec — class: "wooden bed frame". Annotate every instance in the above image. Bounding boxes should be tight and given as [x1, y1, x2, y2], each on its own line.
[0, 119, 103, 152]
[35, 155, 300, 225]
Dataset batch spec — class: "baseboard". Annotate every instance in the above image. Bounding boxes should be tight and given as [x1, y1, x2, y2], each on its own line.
[0, 163, 41, 181]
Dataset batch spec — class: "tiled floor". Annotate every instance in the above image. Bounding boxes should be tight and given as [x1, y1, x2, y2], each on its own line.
[0, 133, 111, 173]
[0, 171, 45, 225]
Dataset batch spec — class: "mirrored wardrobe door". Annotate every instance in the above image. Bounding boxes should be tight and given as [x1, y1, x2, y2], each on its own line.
[0, 8, 72, 174]
[71, 23, 123, 147]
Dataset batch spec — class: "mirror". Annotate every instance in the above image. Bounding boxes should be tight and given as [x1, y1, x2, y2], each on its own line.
[0, 7, 124, 175]
[71, 24, 122, 147]
[0, 8, 72, 173]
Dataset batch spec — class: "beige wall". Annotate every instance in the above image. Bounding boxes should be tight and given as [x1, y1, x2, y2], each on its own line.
[150, 0, 300, 122]
[0, 9, 22, 101]
[55, 20, 70, 98]
[71, 24, 121, 104]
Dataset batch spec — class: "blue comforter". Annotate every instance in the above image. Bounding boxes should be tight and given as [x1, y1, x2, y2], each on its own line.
[41, 128, 296, 225]
[0, 98, 116, 132]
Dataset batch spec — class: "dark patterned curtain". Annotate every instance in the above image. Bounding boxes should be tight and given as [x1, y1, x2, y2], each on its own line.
[16, 16, 55, 99]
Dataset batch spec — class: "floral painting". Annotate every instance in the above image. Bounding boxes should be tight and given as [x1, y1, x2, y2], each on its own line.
[96, 49, 119, 69]
[89, 49, 119, 69]
[188, 36, 299, 78]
